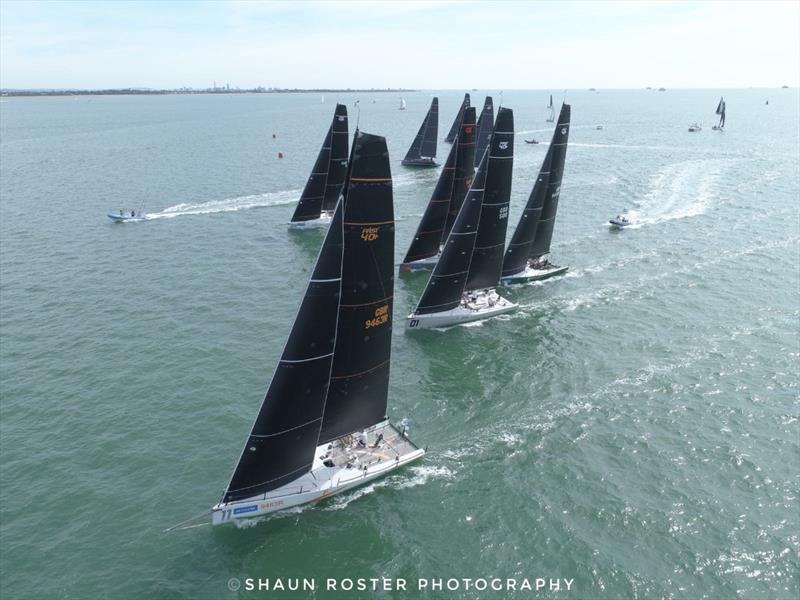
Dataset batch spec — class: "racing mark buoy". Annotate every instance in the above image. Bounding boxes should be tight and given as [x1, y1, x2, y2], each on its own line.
[272, 133, 276, 139]
[278, 151, 284, 159]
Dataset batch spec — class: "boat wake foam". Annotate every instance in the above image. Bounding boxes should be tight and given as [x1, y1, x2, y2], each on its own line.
[320, 465, 453, 511]
[623, 159, 732, 227]
[146, 189, 301, 220]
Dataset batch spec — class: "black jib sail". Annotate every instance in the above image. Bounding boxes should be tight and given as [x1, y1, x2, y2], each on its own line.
[404, 106, 476, 264]
[528, 103, 571, 261]
[465, 107, 514, 291]
[501, 146, 552, 277]
[474, 96, 494, 168]
[402, 97, 439, 165]
[715, 97, 726, 128]
[444, 107, 477, 238]
[445, 93, 470, 143]
[413, 147, 490, 315]
[319, 132, 395, 443]
[223, 201, 345, 503]
[291, 104, 349, 222]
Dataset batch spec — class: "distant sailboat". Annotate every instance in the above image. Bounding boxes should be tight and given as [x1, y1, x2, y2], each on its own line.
[474, 96, 494, 169]
[546, 94, 555, 123]
[321, 95, 325, 103]
[444, 93, 470, 143]
[501, 103, 571, 284]
[399, 97, 407, 110]
[401, 97, 439, 167]
[213, 131, 424, 526]
[712, 97, 726, 130]
[289, 104, 349, 228]
[399, 107, 476, 271]
[407, 108, 517, 329]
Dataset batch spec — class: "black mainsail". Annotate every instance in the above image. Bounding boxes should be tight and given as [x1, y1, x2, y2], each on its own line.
[223, 202, 344, 503]
[319, 132, 395, 443]
[501, 146, 552, 278]
[323, 104, 350, 212]
[403, 106, 476, 266]
[291, 104, 348, 222]
[465, 107, 514, 291]
[444, 107, 477, 238]
[715, 97, 726, 129]
[413, 149, 490, 315]
[402, 97, 439, 166]
[474, 96, 494, 168]
[444, 93, 470, 143]
[527, 103, 571, 261]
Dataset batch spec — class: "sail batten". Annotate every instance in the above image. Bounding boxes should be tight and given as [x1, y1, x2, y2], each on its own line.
[445, 93, 470, 143]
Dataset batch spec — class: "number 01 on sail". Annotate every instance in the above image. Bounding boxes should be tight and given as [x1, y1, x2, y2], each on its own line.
[213, 131, 424, 526]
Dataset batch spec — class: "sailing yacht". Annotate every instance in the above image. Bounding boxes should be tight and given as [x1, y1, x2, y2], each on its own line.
[712, 97, 726, 130]
[213, 131, 424, 526]
[546, 94, 555, 123]
[407, 108, 517, 329]
[288, 104, 349, 228]
[501, 103, 571, 284]
[474, 96, 494, 169]
[399, 107, 476, 271]
[399, 97, 407, 110]
[444, 93, 470, 143]
[401, 97, 439, 167]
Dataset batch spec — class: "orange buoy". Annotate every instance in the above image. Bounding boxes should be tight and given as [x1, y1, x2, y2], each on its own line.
[278, 151, 284, 159]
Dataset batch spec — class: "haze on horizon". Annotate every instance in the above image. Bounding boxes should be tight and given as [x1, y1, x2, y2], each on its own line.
[1, 0, 798, 90]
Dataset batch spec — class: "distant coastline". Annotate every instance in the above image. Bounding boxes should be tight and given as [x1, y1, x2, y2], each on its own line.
[0, 87, 416, 98]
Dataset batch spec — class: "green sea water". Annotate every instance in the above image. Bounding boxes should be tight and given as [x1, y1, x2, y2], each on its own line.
[1, 89, 798, 599]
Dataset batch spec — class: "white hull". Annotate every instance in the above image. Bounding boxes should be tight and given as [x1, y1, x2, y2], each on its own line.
[212, 420, 423, 526]
[501, 263, 568, 284]
[288, 212, 333, 229]
[108, 212, 147, 222]
[399, 253, 440, 272]
[406, 289, 517, 329]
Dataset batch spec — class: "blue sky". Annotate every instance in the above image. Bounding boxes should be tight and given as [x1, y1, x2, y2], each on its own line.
[1, 0, 798, 89]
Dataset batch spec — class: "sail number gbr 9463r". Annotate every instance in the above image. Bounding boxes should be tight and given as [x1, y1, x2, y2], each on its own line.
[365, 304, 389, 329]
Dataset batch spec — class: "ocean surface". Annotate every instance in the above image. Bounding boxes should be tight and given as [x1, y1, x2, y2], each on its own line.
[1, 89, 798, 599]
